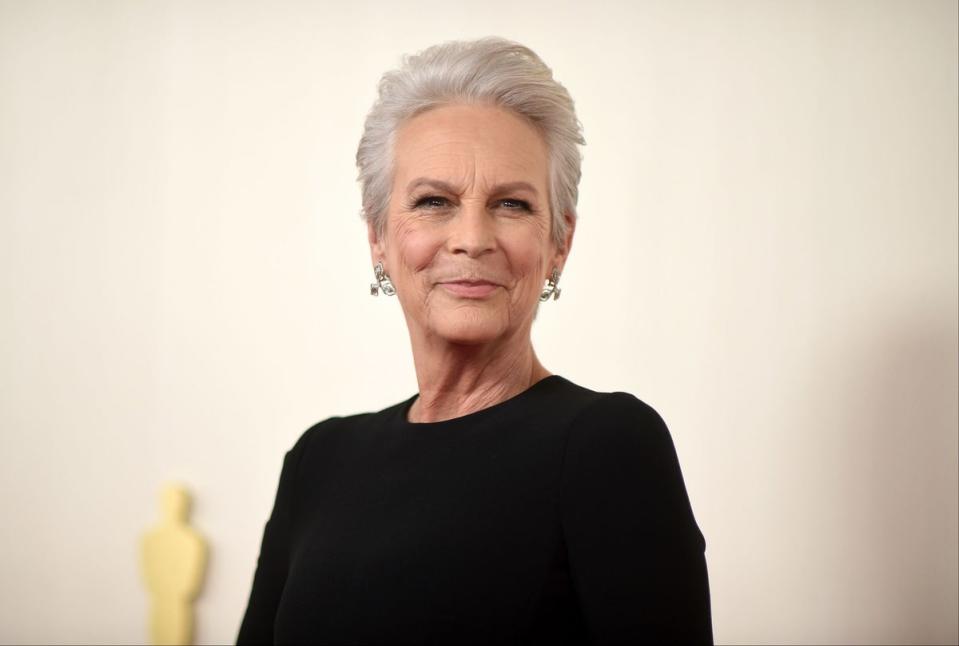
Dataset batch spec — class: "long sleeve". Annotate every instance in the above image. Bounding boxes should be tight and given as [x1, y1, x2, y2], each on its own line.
[236, 442, 303, 645]
[560, 392, 713, 644]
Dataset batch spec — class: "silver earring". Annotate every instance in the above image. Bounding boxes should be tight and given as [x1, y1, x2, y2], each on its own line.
[370, 261, 396, 296]
[539, 268, 562, 302]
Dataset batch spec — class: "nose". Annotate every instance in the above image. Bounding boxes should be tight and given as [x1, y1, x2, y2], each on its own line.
[447, 200, 496, 258]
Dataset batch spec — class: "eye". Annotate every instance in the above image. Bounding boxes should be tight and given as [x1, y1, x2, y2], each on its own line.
[413, 195, 451, 209]
[498, 198, 532, 212]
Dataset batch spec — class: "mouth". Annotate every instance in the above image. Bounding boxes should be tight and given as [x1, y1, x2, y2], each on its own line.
[438, 280, 500, 299]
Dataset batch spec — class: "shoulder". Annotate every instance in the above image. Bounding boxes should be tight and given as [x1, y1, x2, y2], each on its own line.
[287, 411, 374, 464]
[549, 377, 667, 430]
[562, 387, 685, 486]
[561, 388, 704, 547]
[574, 389, 668, 428]
[537, 376, 676, 455]
[566, 386, 673, 450]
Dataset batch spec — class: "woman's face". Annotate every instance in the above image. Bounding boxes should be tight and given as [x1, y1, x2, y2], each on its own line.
[368, 103, 574, 347]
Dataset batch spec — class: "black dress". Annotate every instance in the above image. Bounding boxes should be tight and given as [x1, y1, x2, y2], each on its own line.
[237, 375, 712, 644]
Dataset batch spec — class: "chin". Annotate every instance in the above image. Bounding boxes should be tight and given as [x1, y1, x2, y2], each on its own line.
[432, 310, 508, 346]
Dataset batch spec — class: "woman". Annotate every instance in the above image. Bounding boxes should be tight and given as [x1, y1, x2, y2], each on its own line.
[238, 37, 712, 645]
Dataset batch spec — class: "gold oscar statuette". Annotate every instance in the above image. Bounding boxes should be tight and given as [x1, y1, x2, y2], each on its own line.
[140, 483, 208, 645]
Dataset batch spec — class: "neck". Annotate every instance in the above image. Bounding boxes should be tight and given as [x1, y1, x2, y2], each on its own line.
[406, 327, 551, 423]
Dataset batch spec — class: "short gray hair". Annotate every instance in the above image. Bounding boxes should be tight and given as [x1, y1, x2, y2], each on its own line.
[355, 36, 585, 249]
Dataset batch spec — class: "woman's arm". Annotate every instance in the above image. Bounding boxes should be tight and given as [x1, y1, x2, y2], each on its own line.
[236, 442, 303, 644]
[560, 392, 713, 644]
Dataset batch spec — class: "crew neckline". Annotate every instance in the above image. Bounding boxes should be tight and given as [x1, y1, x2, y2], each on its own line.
[394, 374, 566, 429]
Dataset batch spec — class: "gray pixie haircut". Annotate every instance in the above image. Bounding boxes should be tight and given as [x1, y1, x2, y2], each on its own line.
[355, 36, 585, 249]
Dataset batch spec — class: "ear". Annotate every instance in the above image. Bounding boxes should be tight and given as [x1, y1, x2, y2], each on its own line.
[551, 212, 576, 273]
[367, 218, 385, 265]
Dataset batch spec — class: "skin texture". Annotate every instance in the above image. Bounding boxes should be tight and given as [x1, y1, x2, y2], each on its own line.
[368, 103, 575, 423]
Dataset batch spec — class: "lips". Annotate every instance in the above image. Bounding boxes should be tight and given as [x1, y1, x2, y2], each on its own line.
[439, 279, 500, 298]
[441, 280, 499, 286]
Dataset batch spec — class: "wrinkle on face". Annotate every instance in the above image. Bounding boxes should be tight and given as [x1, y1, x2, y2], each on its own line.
[373, 102, 562, 347]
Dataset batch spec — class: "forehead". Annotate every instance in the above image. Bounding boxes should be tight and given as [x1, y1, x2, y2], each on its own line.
[392, 103, 549, 191]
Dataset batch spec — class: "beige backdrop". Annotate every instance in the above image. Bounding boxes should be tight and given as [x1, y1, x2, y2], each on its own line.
[1, 1, 956, 644]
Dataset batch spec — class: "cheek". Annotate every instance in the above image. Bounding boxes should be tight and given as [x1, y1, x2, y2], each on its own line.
[505, 239, 548, 294]
[390, 220, 441, 276]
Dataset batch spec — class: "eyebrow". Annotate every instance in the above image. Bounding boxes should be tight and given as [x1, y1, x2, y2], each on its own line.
[405, 177, 541, 198]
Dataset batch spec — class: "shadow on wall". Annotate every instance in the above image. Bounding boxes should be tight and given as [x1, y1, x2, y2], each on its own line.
[827, 295, 958, 643]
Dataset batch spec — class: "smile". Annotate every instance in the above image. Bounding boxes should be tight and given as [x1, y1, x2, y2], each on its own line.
[439, 281, 500, 299]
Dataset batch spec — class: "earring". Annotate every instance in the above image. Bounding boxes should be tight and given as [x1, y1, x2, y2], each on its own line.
[539, 268, 562, 302]
[370, 261, 396, 296]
